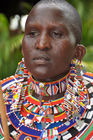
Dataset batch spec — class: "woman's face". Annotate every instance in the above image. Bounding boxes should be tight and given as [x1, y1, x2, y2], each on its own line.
[22, 5, 76, 81]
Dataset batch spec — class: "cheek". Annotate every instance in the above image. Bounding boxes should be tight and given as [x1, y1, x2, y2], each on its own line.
[22, 37, 33, 56]
[51, 40, 75, 69]
[53, 40, 74, 58]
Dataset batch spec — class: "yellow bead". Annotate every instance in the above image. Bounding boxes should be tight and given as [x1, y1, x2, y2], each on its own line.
[22, 120, 24, 123]
[14, 94, 18, 99]
[54, 127, 57, 130]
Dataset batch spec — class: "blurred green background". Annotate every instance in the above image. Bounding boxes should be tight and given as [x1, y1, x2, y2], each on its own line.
[0, 0, 93, 80]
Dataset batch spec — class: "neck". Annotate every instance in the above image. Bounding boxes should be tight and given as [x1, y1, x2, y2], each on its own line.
[29, 72, 70, 96]
[32, 70, 70, 82]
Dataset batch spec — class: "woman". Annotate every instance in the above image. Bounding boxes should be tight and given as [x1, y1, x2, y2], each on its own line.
[0, 0, 93, 139]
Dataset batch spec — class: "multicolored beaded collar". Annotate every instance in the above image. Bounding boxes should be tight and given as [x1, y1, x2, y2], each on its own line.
[5, 58, 89, 139]
[29, 72, 70, 96]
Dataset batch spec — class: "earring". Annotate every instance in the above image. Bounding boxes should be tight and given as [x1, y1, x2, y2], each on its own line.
[71, 58, 86, 77]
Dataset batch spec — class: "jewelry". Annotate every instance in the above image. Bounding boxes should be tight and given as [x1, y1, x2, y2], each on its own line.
[4, 58, 89, 140]
[30, 72, 70, 96]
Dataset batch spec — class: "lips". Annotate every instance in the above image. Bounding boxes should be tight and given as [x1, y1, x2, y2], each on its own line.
[33, 56, 50, 64]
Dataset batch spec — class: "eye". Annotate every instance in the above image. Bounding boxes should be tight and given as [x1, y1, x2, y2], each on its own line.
[50, 31, 64, 39]
[28, 30, 40, 38]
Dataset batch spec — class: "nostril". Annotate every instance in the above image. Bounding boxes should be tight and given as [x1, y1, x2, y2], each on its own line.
[42, 47, 49, 51]
[36, 45, 50, 51]
[35, 39, 51, 50]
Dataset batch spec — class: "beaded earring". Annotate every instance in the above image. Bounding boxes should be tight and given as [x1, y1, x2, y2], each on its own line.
[64, 58, 88, 125]
[71, 58, 86, 77]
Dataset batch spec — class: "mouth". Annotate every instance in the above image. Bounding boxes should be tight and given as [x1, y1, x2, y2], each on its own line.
[32, 56, 50, 65]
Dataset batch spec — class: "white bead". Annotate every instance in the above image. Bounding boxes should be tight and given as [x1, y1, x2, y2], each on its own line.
[67, 94, 71, 100]
[39, 82, 44, 88]
[25, 119, 31, 125]
[65, 121, 70, 126]
[86, 105, 91, 109]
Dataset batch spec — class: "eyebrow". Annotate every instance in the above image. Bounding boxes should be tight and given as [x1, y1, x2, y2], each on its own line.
[26, 22, 68, 29]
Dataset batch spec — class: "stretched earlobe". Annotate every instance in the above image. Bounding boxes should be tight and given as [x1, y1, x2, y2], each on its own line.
[74, 44, 86, 61]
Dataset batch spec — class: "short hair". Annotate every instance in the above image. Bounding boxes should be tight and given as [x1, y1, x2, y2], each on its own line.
[33, 0, 82, 44]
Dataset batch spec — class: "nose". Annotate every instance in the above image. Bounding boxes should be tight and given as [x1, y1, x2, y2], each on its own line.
[35, 32, 51, 50]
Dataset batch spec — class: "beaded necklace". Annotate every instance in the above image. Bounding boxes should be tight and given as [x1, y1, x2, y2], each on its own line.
[5, 58, 89, 139]
[19, 58, 88, 139]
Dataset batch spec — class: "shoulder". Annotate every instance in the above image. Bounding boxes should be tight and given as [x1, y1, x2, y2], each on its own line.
[1, 75, 24, 92]
[1, 59, 26, 92]
[83, 72, 93, 84]
[83, 72, 93, 96]
[1, 74, 25, 106]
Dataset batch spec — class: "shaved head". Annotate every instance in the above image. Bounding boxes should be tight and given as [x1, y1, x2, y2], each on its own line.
[28, 0, 82, 44]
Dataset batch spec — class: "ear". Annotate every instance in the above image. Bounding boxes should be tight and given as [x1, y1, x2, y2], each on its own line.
[74, 44, 86, 61]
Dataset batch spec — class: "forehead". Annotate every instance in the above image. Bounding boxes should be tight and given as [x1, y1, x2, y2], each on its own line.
[25, 5, 76, 44]
[26, 5, 68, 27]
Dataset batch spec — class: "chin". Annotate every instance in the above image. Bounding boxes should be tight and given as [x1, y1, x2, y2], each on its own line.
[29, 67, 50, 81]
[32, 73, 49, 82]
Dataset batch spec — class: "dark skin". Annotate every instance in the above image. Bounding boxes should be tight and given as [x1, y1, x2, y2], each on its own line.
[22, 4, 86, 82]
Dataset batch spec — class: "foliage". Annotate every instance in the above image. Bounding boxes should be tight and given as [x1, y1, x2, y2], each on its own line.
[68, 0, 93, 46]
[83, 47, 93, 73]
[0, 14, 23, 79]
[20, 2, 32, 14]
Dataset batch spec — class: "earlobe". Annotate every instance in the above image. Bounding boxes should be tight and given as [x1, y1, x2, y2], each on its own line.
[74, 44, 86, 61]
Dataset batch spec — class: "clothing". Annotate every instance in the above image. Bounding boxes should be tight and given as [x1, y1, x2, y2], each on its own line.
[0, 59, 93, 140]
